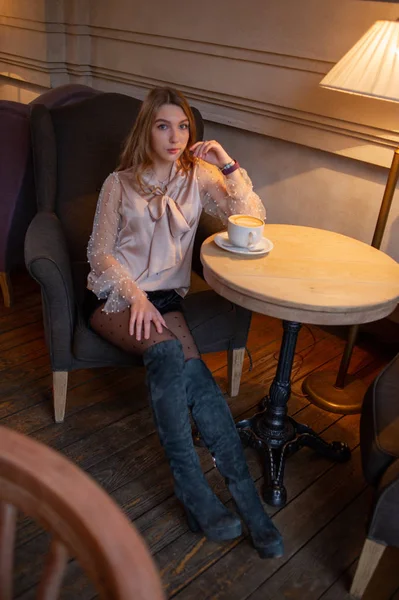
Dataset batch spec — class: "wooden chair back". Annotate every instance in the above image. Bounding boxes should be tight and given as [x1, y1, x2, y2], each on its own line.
[0, 425, 165, 599]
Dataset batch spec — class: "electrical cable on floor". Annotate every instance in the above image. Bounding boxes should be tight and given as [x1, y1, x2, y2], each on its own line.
[245, 346, 253, 372]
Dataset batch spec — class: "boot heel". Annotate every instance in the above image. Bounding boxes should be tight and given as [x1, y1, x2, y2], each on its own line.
[184, 506, 242, 541]
[255, 538, 284, 559]
[184, 508, 201, 533]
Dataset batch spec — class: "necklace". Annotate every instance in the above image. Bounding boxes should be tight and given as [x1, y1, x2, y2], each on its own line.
[152, 165, 173, 193]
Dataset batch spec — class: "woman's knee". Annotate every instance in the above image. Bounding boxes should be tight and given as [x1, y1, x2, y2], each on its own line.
[183, 346, 200, 361]
[163, 311, 200, 361]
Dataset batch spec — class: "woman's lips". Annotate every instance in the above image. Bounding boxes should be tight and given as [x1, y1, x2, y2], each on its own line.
[167, 148, 180, 154]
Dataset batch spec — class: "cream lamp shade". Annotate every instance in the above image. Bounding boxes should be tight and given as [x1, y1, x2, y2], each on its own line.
[320, 20, 399, 103]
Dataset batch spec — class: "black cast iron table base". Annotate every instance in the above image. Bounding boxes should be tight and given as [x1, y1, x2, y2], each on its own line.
[236, 320, 351, 507]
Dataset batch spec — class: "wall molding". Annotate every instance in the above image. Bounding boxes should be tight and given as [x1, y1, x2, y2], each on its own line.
[0, 15, 333, 73]
[1, 11, 398, 169]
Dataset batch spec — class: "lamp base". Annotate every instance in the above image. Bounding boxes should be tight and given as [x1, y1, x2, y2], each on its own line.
[302, 371, 367, 414]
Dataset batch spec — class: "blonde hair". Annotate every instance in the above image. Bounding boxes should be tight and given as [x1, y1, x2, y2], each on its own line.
[117, 87, 197, 190]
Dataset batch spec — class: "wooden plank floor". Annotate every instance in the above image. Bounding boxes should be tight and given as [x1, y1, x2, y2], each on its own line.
[2, 271, 399, 600]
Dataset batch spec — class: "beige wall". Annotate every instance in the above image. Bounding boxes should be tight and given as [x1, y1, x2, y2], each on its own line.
[1, 0, 398, 316]
[1, 0, 399, 164]
[205, 121, 399, 261]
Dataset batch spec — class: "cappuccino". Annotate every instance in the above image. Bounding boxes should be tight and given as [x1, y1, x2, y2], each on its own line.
[227, 214, 264, 248]
[229, 215, 264, 228]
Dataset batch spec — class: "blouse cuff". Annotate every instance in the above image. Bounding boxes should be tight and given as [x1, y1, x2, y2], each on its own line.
[221, 168, 266, 223]
[87, 265, 146, 313]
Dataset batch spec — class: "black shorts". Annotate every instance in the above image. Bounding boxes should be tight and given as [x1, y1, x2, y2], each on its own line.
[82, 289, 183, 323]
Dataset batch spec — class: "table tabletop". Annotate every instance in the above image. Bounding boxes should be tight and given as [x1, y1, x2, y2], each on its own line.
[200, 224, 399, 326]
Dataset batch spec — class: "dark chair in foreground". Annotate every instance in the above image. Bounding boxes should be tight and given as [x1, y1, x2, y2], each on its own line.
[350, 352, 399, 599]
[25, 91, 252, 422]
[0, 84, 101, 307]
[0, 424, 165, 599]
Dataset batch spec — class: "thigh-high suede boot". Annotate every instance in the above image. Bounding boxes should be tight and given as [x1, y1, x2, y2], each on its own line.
[143, 340, 241, 542]
[184, 357, 283, 558]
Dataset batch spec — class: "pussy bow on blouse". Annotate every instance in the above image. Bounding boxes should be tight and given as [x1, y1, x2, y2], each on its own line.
[145, 178, 193, 276]
[87, 159, 266, 313]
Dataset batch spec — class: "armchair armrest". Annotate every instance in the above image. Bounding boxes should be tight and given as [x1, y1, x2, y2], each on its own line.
[191, 213, 252, 351]
[25, 212, 75, 370]
[192, 212, 223, 279]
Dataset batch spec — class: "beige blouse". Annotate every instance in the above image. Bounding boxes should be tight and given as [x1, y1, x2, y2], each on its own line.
[87, 158, 266, 313]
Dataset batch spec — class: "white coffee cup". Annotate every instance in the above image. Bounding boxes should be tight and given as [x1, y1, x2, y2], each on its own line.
[227, 214, 264, 248]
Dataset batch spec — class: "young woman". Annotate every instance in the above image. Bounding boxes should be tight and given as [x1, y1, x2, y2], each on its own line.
[86, 87, 283, 558]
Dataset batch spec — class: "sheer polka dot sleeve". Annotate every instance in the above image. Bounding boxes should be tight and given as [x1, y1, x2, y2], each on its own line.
[196, 159, 266, 225]
[87, 172, 145, 313]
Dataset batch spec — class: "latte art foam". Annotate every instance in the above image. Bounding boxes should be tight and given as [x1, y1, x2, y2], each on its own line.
[229, 215, 263, 228]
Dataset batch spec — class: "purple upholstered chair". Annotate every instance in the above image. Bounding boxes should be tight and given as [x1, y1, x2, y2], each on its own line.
[0, 84, 101, 307]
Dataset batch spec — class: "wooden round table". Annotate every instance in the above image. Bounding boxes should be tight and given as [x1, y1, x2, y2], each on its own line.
[201, 224, 399, 506]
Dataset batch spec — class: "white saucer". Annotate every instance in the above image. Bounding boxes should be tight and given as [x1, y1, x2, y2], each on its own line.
[214, 231, 273, 256]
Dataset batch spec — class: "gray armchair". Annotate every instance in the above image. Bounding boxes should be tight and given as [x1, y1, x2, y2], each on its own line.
[350, 352, 399, 598]
[25, 91, 252, 422]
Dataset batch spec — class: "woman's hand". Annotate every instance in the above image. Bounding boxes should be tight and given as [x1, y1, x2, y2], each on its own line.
[190, 140, 232, 169]
[129, 292, 167, 341]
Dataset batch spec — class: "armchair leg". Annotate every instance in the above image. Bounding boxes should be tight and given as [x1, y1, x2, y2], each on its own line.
[0, 272, 12, 308]
[228, 347, 245, 397]
[52, 372, 68, 423]
[350, 538, 386, 599]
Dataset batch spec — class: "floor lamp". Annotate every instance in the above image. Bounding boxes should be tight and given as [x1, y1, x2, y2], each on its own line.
[303, 19, 399, 413]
